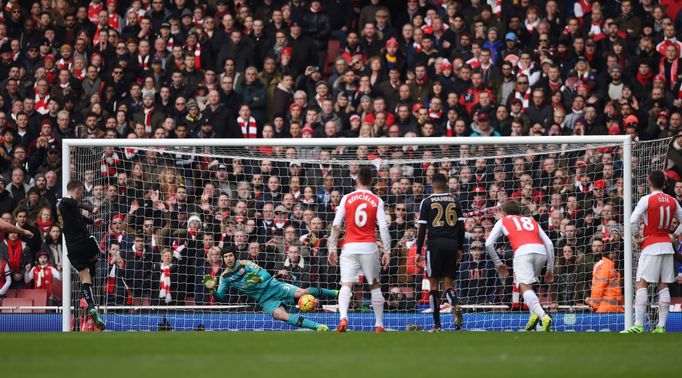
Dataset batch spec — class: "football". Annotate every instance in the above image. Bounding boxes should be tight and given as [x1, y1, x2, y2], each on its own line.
[298, 294, 317, 313]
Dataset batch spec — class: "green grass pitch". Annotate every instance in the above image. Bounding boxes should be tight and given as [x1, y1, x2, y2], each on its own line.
[1, 332, 678, 378]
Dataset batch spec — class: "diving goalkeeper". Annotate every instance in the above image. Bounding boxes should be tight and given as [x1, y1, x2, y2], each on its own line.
[203, 248, 337, 331]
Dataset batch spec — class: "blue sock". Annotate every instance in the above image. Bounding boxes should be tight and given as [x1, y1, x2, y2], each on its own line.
[306, 288, 337, 298]
[287, 314, 320, 330]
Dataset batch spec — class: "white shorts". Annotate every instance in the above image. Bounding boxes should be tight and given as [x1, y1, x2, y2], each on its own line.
[636, 254, 675, 283]
[513, 253, 547, 287]
[339, 252, 381, 284]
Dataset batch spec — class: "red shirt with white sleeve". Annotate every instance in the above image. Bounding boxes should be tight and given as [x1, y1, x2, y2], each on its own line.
[485, 215, 555, 268]
[332, 189, 390, 254]
[630, 191, 682, 253]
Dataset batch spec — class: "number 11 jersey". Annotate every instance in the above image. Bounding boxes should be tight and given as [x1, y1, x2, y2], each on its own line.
[630, 191, 682, 254]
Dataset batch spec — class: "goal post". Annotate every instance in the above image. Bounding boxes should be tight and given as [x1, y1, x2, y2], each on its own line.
[60, 135, 667, 332]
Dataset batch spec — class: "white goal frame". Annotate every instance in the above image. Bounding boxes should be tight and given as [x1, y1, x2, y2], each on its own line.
[61, 136, 635, 332]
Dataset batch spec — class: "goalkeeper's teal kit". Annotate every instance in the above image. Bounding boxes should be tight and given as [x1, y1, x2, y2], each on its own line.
[213, 260, 298, 315]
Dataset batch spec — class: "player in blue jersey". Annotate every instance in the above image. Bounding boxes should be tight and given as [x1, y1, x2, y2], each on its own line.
[203, 248, 337, 331]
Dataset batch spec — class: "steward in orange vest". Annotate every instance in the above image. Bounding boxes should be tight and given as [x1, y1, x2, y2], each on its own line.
[586, 244, 624, 313]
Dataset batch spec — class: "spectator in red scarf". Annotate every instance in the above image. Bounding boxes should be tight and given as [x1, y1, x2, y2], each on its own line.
[24, 250, 61, 304]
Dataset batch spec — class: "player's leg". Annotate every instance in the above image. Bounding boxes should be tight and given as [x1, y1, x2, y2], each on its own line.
[655, 282, 670, 333]
[337, 253, 359, 332]
[623, 253, 654, 333]
[361, 253, 385, 332]
[620, 278, 649, 333]
[79, 262, 106, 330]
[517, 254, 549, 330]
[297, 287, 339, 299]
[71, 239, 106, 330]
[428, 276, 442, 331]
[443, 277, 462, 331]
[654, 254, 675, 333]
[443, 246, 462, 330]
[272, 305, 328, 331]
[426, 247, 444, 331]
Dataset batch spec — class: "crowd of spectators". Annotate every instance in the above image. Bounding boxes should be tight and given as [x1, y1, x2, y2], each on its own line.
[1, 0, 682, 313]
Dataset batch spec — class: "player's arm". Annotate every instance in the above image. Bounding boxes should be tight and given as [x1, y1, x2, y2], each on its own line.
[0, 219, 33, 238]
[673, 201, 682, 236]
[376, 200, 391, 255]
[629, 197, 648, 237]
[212, 273, 230, 301]
[77, 201, 95, 213]
[242, 260, 271, 284]
[327, 196, 346, 264]
[0, 263, 10, 295]
[253, 263, 272, 283]
[484, 219, 505, 268]
[538, 226, 555, 274]
[538, 225, 555, 283]
[415, 198, 429, 256]
[456, 208, 466, 259]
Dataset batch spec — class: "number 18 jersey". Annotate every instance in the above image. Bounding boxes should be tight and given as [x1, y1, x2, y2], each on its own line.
[333, 189, 387, 254]
[491, 215, 546, 256]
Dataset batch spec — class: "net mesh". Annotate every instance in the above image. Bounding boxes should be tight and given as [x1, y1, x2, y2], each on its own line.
[65, 138, 670, 331]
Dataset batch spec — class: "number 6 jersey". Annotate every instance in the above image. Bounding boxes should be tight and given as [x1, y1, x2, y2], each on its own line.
[333, 189, 391, 255]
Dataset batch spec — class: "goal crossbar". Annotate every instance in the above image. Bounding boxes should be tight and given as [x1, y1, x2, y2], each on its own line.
[61, 136, 634, 332]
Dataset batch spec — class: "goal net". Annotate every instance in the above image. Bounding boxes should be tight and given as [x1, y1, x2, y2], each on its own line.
[61, 136, 669, 332]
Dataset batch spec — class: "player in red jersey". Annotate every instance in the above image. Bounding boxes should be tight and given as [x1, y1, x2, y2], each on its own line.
[622, 171, 682, 334]
[485, 200, 555, 332]
[328, 166, 391, 333]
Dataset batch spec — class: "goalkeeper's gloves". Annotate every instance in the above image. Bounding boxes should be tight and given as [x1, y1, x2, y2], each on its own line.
[202, 275, 217, 290]
[246, 272, 262, 284]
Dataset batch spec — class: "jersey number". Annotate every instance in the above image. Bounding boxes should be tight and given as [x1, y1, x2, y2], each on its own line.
[431, 203, 457, 227]
[512, 217, 535, 231]
[355, 203, 368, 227]
[659, 206, 671, 229]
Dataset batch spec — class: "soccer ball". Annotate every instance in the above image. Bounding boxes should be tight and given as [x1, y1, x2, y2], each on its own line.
[298, 294, 317, 312]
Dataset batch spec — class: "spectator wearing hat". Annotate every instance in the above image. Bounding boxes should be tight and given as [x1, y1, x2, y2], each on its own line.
[34, 145, 61, 178]
[285, 22, 315, 77]
[302, 0, 331, 70]
[604, 63, 628, 101]
[24, 250, 61, 304]
[413, 34, 439, 67]
[183, 99, 204, 135]
[16, 186, 50, 225]
[358, 0, 389, 40]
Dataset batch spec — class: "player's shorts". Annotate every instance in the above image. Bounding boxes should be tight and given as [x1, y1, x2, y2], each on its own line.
[513, 253, 546, 287]
[339, 252, 381, 284]
[259, 280, 298, 315]
[67, 236, 101, 272]
[425, 238, 459, 279]
[636, 254, 675, 283]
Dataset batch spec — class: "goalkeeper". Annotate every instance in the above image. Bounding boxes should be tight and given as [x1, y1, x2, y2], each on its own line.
[203, 249, 337, 331]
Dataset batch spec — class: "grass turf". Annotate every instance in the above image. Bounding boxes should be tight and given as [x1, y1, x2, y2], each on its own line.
[1, 332, 678, 378]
